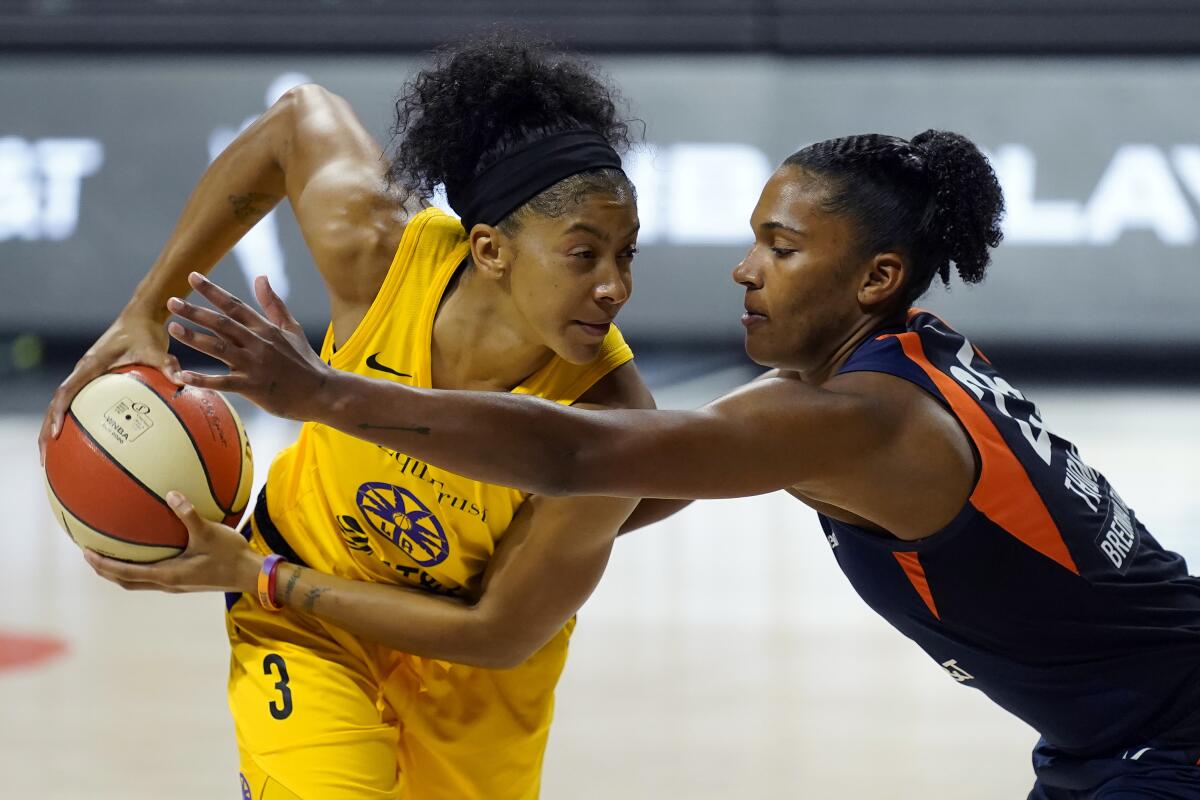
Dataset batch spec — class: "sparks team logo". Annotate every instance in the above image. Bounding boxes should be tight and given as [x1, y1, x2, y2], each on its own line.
[356, 481, 449, 567]
[240, 773, 252, 799]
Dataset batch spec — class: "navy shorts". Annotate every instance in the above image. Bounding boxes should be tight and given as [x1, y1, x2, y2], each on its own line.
[1028, 737, 1200, 799]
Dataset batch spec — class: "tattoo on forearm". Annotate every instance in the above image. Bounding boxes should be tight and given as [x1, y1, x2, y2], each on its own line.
[280, 566, 300, 604]
[357, 422, 431, 435]
[302, 586, 329, 613]
[228, 193, 276, 224]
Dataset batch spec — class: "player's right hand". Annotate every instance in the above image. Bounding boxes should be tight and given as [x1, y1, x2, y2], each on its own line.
[38, 311, 182, 465]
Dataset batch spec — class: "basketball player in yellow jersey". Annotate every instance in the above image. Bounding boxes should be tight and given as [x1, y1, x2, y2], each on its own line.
[41, 36, 653, 800]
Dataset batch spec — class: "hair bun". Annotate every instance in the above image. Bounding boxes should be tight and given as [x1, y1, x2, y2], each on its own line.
[910, 129, 1005, 285]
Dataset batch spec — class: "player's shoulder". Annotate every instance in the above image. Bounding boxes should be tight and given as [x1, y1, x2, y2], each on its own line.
[574, 360, 654, 411]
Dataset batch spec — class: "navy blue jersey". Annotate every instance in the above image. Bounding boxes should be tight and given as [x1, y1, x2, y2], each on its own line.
[821, 309, 1200, 756]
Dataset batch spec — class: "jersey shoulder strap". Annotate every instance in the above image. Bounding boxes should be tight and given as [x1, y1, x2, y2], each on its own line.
[835, 318, 941, 400]
[321, 207, 469, 367]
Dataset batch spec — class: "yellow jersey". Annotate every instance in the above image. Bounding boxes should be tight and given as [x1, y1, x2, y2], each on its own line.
[262, 207, 633, 598]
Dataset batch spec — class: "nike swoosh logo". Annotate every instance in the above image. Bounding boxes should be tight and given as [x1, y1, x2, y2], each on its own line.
[365, 353, 412, 378]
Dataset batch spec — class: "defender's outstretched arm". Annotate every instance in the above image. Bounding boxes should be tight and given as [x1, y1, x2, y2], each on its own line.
[170, 273, 897, 502]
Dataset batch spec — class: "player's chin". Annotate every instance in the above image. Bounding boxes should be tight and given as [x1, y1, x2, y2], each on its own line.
[741, 329, 778, 368]
[558, 329, 607, 365]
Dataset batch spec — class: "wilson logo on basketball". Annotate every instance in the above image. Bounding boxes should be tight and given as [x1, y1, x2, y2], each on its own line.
[355, 481, 449, 567]
[101, 397, 154, 444]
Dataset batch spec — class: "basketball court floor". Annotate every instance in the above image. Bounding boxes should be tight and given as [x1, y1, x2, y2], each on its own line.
[2, 365, 1197, 799]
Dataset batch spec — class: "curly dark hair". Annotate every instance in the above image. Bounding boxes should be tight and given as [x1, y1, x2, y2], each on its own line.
[387, 31, 637, 232]
[784, 130, 1005, 307]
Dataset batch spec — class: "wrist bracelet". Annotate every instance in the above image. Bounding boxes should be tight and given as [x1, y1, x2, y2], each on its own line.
[257, 554, 285, 612]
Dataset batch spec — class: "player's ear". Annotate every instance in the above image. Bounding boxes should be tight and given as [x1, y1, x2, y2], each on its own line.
[858, 251, 906, 310]
[468, 224, 511, 280]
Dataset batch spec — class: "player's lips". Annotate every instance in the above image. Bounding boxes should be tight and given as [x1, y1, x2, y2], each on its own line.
[741, 304, 768, 328]
[575, 320, 612, 337]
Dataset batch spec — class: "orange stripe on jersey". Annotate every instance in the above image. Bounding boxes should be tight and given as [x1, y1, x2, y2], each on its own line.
[894, 551, 940, 619]
[908, 308, 993, 365]
[886, 331, 1080, 575]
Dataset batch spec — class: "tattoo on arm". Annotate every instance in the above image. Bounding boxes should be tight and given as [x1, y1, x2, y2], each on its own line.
[302, 586, 329, 613]
[280, 565, 301, 604]
[228, 193, 277, 224]
[357, 422, 431, 435]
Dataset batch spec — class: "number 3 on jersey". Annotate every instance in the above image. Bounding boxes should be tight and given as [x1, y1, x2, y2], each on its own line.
[263, 653, 293, 720]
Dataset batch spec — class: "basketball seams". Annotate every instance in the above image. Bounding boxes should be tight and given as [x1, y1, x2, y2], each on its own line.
[46, 471, 181, 551]
[63, 408, 182, 521]
[44, 466, 183, 562]
[69, 374, 226, 522]
[121, 369, 235, 515]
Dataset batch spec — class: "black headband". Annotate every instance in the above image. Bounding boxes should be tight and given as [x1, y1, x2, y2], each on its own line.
[445, 128, 624, 231]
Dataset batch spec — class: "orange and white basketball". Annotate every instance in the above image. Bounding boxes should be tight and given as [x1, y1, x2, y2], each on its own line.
[43, 364, 253, 562]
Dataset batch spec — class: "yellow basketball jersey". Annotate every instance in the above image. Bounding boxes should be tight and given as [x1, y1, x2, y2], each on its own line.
[262, 207, 633, 598]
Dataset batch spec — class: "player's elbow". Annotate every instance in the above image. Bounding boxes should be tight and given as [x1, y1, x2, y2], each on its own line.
[275, 82, 339, 112]
[272, 84, 355, 152]
[454, 639, 538, 671]
[266, 83, 321, 128]
[444, 648, 523, 670]
[460, 608, 550, 669]
[475, 645, 536, 671]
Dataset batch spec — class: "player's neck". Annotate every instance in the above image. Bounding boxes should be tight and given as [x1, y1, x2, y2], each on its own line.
[429, 266, 554, 392]
[805, 313, 902, 387]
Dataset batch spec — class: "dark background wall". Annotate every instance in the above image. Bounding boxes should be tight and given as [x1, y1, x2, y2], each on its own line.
[5, 0, 1200, 55]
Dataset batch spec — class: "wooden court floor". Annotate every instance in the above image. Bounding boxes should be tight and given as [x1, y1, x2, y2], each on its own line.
[3, 381, 1197, 799]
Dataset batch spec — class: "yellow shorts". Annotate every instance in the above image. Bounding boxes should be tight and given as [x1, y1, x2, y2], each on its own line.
[227, 532, 573, 799]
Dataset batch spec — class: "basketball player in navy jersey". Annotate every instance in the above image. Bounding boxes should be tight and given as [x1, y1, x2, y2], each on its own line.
[95, 131, 1200, 798]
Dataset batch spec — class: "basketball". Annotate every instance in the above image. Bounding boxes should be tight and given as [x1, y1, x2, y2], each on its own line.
[43, 364, 253, 562]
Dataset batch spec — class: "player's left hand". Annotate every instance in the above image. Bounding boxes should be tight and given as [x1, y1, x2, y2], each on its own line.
[83, 491, 262, 594]
[166, 271, 335, 421]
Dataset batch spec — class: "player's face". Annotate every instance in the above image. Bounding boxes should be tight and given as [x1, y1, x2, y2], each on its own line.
[734, 166, 869, 374]
[507, 193, 639, 364]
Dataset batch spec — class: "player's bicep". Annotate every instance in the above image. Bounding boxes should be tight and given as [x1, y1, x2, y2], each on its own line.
[474, 494, 635, 664]
[289, 163, 394, 298]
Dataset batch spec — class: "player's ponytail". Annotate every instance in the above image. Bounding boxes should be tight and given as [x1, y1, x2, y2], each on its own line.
[784, 130, 1004, 307]
[910, 130, 1005, 289]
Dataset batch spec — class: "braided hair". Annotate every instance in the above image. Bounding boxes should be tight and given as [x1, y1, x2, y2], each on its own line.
[387, 30, 636, 233]
[784, 131, 1005, 307]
